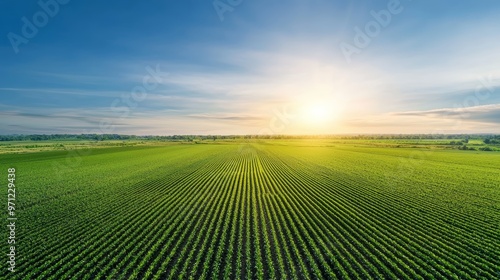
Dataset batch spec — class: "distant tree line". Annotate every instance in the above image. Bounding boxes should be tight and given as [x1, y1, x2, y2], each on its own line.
[0, 134, 244, 141]
[483, 136, 500, 144]
[0, 134, 142, 141]
[0, 134, 499, 142]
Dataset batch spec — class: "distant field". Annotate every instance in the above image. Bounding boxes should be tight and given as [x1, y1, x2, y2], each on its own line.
[1, 141, 499, 279]
[0, 140, 149, 154]
[1, 136, 499, 154]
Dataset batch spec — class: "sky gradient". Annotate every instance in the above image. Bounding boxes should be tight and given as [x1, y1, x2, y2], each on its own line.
[1, 0, 500, 135]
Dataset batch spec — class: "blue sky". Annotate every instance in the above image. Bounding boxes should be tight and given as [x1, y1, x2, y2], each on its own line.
[1, 0, 500, 135]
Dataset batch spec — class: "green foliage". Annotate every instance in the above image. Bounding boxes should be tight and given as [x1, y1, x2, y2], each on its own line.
[1, 142, 499, 279]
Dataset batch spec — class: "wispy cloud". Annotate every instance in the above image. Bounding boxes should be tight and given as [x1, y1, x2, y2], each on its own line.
[0, 87, 122, 97]
[393, 104, 500, 124]
[187, 113, 266, 121]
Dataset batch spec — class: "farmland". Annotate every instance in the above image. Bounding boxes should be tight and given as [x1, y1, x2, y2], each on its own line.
[1, 140, 499, 279]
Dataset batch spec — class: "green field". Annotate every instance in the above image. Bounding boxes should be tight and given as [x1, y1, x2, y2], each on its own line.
[2, 140, 499, 279]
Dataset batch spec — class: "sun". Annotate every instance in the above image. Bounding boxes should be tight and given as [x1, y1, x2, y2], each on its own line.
[302, 102, 336, 124]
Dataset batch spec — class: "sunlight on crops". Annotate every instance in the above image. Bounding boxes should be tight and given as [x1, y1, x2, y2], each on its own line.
[4, 140, 499, 279]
